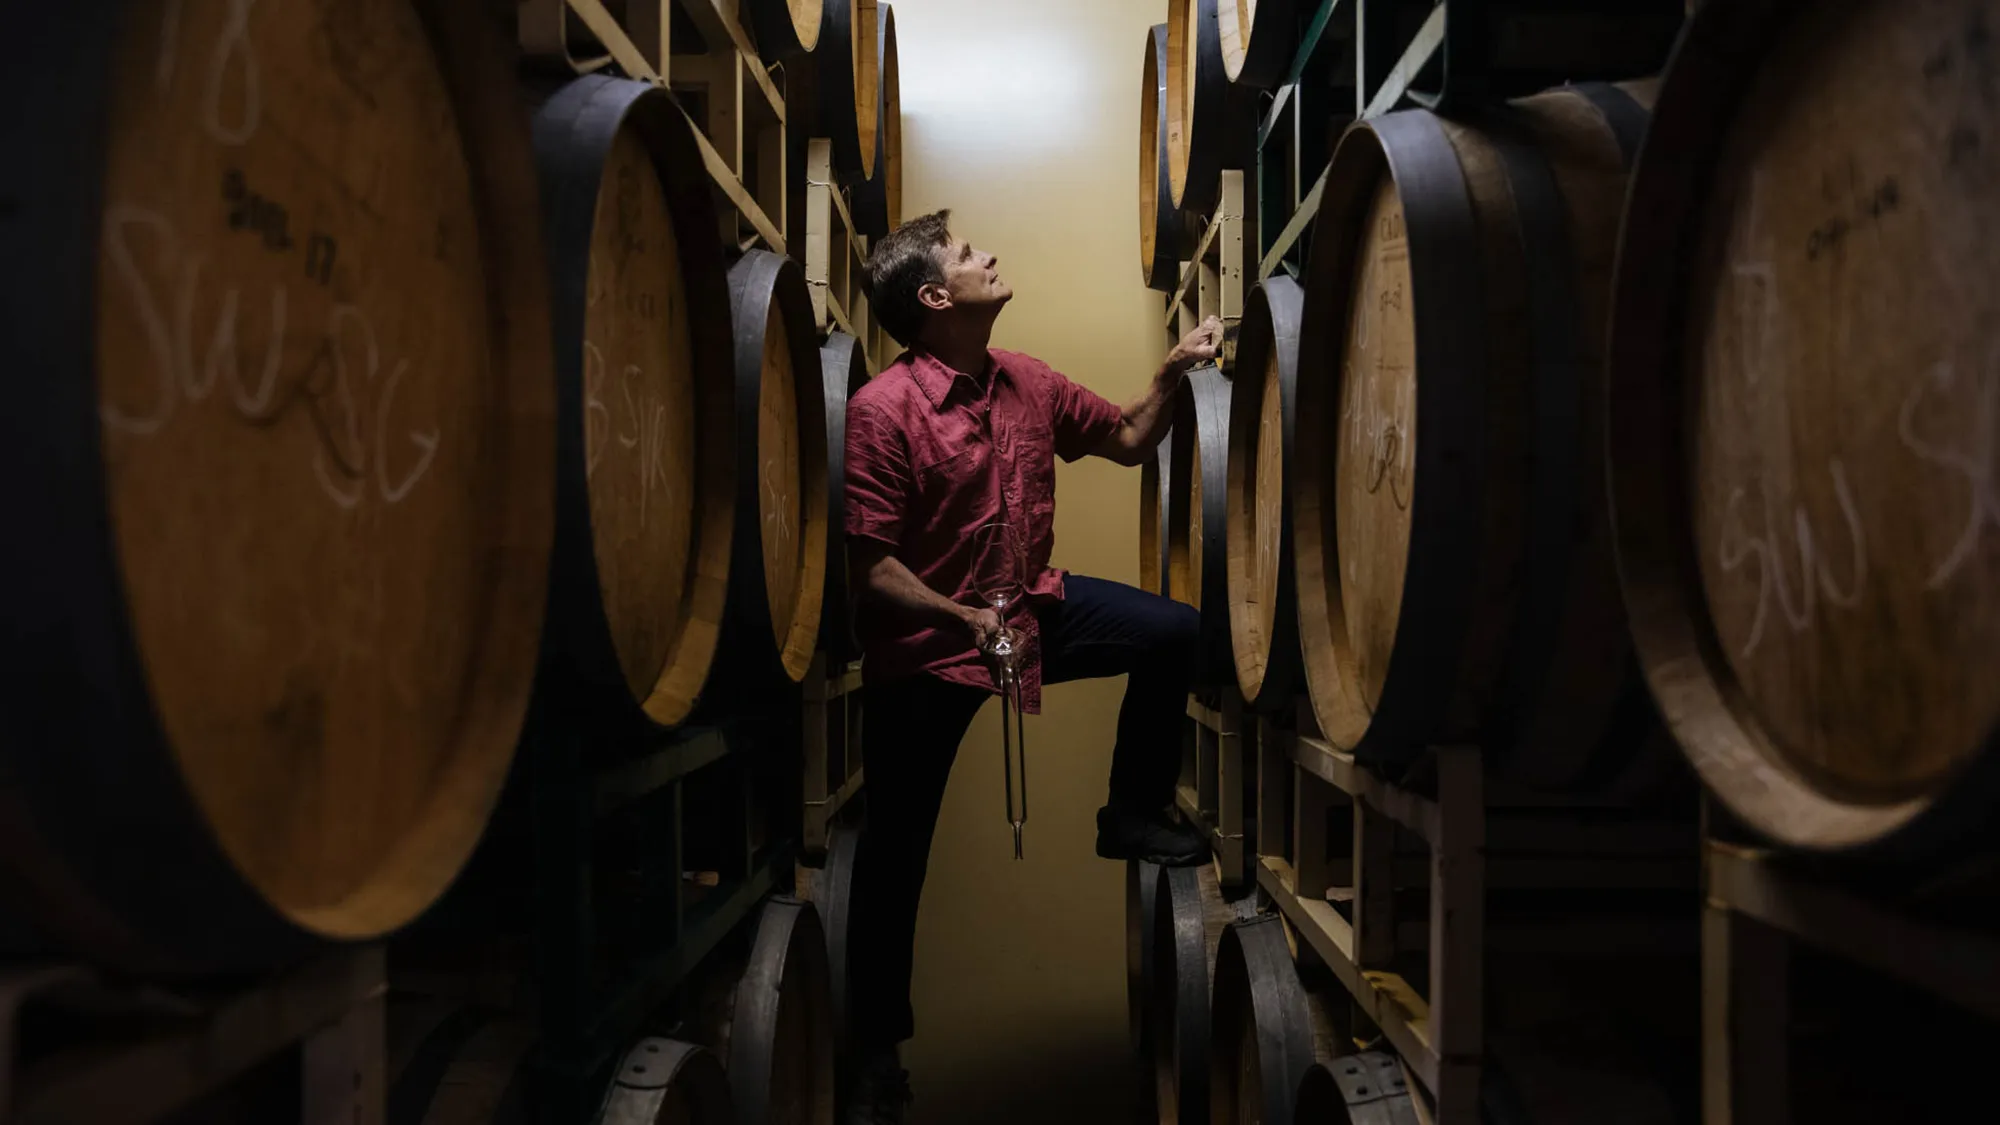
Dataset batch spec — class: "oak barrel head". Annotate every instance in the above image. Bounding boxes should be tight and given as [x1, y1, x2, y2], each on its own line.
[1610, 0, 2000, 852]
[746, 0, 825, 61]
[535, 77, 738, 732]
[1218, 0, 1298, 89]
[0, 0, 555, 969]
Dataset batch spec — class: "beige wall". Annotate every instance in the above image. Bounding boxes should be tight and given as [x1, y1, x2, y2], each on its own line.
[885, 1, 1166, 1120]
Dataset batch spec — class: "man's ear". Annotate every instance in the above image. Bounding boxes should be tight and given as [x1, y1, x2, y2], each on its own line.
[917, 282, 952, 313]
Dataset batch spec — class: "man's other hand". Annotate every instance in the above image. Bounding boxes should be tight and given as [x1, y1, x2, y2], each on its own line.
[965, 605, 1005, 651]
[1167, 315, 1223, 372]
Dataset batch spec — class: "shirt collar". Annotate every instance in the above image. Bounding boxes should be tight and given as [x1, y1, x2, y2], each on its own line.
[907, 348, 1001, 411]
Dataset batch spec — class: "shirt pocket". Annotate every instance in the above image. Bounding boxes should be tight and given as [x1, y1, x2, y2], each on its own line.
[1013, 422, 1058, 521]
[914, 445, 988, 531]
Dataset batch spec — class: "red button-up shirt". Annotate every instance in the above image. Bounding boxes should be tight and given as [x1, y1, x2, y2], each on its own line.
[844, 347, 1124, 712]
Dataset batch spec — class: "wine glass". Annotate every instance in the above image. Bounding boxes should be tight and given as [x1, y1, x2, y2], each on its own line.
[970, 521, 1025, 658]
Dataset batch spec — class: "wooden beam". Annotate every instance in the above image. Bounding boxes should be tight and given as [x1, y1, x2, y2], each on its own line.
[686, 107, 785, 250]
[1289, 733, 1439, 842]
[568, 0, 659, 82]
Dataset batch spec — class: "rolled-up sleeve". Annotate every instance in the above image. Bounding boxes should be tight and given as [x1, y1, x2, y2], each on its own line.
[1050, 369, 1124, 462]
[845, 399, 912, 548]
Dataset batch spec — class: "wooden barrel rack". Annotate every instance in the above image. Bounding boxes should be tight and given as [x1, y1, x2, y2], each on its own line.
[534, 74, 740, 733]
[1169, 364, 1235, 690]
[0, 0, 555, 974]
[1609, 0, 2000, 856]
[1224, 274, 1305, 712]
[1291, 86, 1660, 781]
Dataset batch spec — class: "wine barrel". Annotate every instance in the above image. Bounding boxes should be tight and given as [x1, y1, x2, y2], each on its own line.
[597, 1037, 739, 1125]
[1208, 916, 1327, 1125]
[1141, 24, 1197, 291]
[746, 0, 823, 61]
[1608, 0, 2000, 854]
[1218, 0, 1297, 89]
[1291, 84, 1657, 779]
[1167, 0, 1231, 215]
[848, 3, 901, 237]
[1225, 277, 1305, 710]
[1126, 858, 1164, 1050]
[387, 1001, 537, 1125]
[0, 0, 554, 972]
[1141, 439, 1172, 597]
[534, 76, 738, 731]
[793, 827, 858, 1047]
[1292, 1055, 1419, 1125]
[1152, 863, 1236, 1125]
[818, 334, 870, 661]
[1169, 365, 1234, 690]
[726, 252, 830, 691]
[819, 0, 880, 181]
[689, 896, 836, 1125]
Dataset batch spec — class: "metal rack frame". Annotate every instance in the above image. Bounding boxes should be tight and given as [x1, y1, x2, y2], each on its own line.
[0, 947, 386, 1125]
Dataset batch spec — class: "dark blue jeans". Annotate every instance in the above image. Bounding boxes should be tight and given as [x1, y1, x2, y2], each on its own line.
[847, 575, 1199, 1047]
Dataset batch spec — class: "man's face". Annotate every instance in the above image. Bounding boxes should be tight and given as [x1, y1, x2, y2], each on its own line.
[932, 233, 1011, 314]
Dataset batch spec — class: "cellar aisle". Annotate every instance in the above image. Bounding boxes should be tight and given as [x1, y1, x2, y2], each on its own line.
[887, 0, 1167, 1121]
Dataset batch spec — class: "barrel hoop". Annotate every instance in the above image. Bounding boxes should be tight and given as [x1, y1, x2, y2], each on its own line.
[1191, 365, 1235, 689]
[821, 0, 880, 180]
[1171, 0, 1233, 215]
[1327, 1053, 1420, 1125]
[1156, 864, 1212, 1121]
[1266, 274, 1306, 708]
[1126, 857, 1163, 1051]
[1223, 916, 1317, 1125]
[596, 1037, 734, 1125]
[818, 334, 868, 659]
[1144, 24, 1183, 291]
[848, 4, 897, 236]
[820, 828, 859, 1038]
[1566, 82, 1651, 169]
[1471, 109, 1588, 763]
[1363, 110, 1489, 764]
[728, 895, 833, 1125]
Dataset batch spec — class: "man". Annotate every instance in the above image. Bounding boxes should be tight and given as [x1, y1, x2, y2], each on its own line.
[840, 209, 1223, 1124]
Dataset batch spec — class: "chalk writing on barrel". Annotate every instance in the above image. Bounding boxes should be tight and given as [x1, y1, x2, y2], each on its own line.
[1714, 461, 1868, 661]
[1898, 350, 2000, 590]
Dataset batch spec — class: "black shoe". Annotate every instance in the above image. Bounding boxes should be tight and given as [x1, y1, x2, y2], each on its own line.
[844, 1050, 912, 1125]
[1095, 805, 1208, 866]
